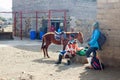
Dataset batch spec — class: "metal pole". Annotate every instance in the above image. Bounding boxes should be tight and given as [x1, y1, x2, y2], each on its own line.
[48, 10, 51, 32]
[20, 11, 23, 40]
[36, 11, 38, 32]
[64, 10, 67, 31]
[13, 12, 17, 36]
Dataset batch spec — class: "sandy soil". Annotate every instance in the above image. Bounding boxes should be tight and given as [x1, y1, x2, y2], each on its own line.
[0, 39, 120, 80]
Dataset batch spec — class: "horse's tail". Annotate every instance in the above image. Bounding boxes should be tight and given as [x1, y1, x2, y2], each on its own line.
[41, 36, 45, 50]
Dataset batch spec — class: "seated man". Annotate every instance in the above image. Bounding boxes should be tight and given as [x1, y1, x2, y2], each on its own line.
[55, 34, 83, 65]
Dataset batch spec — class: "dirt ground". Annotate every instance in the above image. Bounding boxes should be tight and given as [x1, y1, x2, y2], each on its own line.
[0, 39, 120, 80]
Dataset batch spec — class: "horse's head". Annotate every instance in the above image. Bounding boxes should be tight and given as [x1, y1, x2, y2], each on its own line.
[77, 32, 84, 44]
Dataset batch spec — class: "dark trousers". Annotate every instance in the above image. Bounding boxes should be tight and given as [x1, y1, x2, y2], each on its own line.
[86, 47, 98, 57]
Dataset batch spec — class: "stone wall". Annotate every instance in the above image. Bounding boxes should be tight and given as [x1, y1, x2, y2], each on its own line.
[97, 0, 120, 67]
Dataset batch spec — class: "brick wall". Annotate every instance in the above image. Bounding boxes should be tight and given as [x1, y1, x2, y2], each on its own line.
[97, 0, 120, 67]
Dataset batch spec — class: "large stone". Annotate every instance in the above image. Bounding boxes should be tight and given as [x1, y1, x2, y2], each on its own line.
[71, 55, 88, 64]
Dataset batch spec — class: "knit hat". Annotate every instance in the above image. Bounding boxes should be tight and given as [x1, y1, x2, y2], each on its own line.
[93, 22, 99, 29]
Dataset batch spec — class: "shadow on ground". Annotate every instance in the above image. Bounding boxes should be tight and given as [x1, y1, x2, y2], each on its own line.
[32, 57, 84, 72]
[14, 45, 41, 52]
[79, 67, 120, 80]
[55, 63, 83, 72]
[14, 44, 62, 53]
[32, 58, 56, 64]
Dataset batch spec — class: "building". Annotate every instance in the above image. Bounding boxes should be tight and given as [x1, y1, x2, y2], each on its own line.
[12, 0, 97, 40]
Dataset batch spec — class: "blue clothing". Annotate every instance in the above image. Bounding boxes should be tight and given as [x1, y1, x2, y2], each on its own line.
[86, 22, 100, 58]
[88, 29, 100, 49]
[58, 28, 61, 33]
[55, 28, 62, 34]
[68, 39, 76, 44]
[60, 50, 66, 55]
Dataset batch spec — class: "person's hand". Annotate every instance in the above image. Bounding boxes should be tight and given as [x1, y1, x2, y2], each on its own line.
[80, 47, 84, 50]
[77, 47, 84, 51]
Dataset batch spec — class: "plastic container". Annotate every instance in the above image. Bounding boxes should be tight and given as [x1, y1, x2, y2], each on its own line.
[40, 31, 44, 40]
[30, 30, 36, 40]
[76, 47, 88, 56]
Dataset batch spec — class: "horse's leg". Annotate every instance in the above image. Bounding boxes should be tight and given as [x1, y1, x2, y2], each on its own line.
[63, 45, 65, 51]
[43, 46, 46, 58]
[63, 40, 68, 51]
[45, 43, 51, 58]
[63, 44, 67, 51]
[41, 45, 46, 58]
[41, 37, 46, 58]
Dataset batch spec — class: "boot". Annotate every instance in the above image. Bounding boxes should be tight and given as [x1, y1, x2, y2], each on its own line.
[87, 57, 92, 66]
[55, 54, 63, 64]
[67, 60, 71, 65]
[85, 57, 92, 69]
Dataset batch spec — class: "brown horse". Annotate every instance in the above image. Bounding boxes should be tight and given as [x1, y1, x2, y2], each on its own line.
[41, 32, 83, 58]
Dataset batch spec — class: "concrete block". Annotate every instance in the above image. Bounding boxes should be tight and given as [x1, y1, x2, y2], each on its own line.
[71, 55, 88, 64]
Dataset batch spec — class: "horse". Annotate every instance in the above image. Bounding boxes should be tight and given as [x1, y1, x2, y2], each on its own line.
[41, 32, 83, 58]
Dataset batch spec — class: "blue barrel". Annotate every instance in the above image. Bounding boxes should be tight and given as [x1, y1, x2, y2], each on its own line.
[30, 30, 36, 40]
[40, 31, 44, 40]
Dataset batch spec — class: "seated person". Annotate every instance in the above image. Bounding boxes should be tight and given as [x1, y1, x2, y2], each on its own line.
[49, 25, 55, 32]
[55, 34, 83, 65]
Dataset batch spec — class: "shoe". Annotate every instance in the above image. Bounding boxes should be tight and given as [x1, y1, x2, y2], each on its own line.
[55, 54, 62, 64]
[66, 60, 71, 65]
